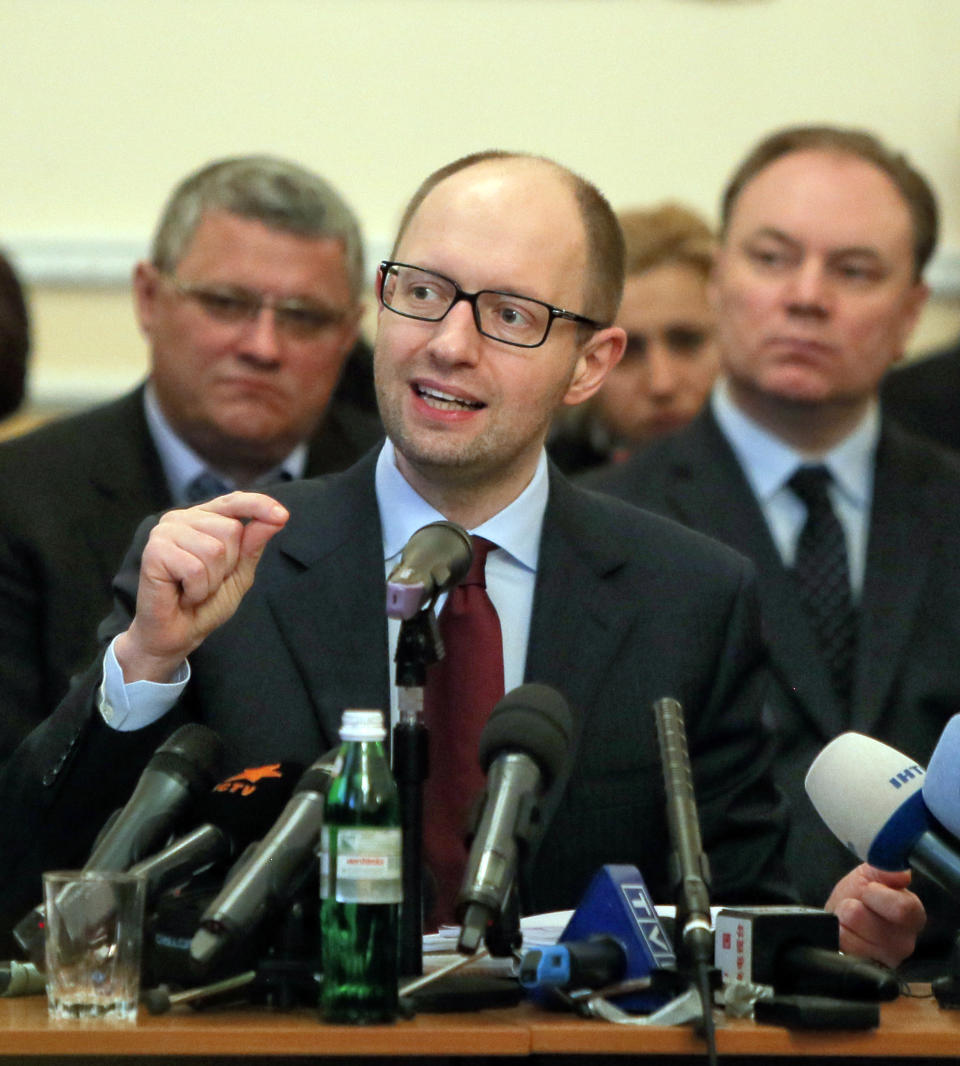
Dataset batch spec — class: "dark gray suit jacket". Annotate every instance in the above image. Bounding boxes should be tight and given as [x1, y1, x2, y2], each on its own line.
[586, 408, 960, 942]
[0, 384, 382, 760]
[882, 338, 960, 453]
[0, 451, 791, 942]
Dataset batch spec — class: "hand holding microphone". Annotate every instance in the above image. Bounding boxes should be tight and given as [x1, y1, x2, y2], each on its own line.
[805, 733, 933, 969]
[824, 864, 923, 970]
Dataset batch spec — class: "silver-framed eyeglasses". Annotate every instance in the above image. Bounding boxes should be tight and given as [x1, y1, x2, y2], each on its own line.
[379, 261, 607, 349]
[164, 274, 349, 340]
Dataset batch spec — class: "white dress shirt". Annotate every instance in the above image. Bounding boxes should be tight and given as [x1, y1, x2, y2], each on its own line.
[711, 379, 878, 598]
[144, 382, 307, 503]
[100, 440, 548, 732]
[377, 439, 545, 728]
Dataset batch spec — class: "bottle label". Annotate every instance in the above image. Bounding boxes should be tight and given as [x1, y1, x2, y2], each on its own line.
[321, 827, 402, 904]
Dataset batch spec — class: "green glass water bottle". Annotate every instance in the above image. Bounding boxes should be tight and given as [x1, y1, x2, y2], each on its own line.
[320, 709, 401, 1024]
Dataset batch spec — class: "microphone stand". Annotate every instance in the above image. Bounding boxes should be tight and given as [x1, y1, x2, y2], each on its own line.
[393, 608, 443, 977]
[653, 697, 718, 1066]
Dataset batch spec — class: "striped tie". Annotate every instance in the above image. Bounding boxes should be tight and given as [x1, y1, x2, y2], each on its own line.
[789, 465, 858, 705]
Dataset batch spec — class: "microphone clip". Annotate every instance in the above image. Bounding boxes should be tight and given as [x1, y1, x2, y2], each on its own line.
[394, 609, 443, 691]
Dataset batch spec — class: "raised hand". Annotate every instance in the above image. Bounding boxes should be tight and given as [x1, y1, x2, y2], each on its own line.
[114, 492, 289, 683]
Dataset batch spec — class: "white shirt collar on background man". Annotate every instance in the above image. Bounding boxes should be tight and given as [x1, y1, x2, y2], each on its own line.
[376, 438, 546, 728]
[711, 378, 879, 597]
[143, 382, 308, 503]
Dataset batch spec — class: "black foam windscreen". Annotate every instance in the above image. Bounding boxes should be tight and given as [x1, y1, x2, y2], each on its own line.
[198, 761, 306, 849]
[477, 683, 575, 784]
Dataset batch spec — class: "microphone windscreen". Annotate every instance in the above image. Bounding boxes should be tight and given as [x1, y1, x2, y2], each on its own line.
[198, 762, 305, 849]
[923, 715, 960, 840]
[478, 683, 575, 784]
[804, 733, 928, 869]
[386, 520, 473, 619]
[151, 723, 226, 793]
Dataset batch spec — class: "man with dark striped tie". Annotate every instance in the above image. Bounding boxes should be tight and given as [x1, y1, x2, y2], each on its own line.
[0, 156, 382, 754]
[587, 124, 957, 971]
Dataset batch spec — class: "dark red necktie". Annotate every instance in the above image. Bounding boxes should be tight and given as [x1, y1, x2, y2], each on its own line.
[422, 536, 505, 928]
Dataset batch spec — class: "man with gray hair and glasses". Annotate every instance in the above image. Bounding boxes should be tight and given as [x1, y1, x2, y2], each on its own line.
[0, 155, 382, 759]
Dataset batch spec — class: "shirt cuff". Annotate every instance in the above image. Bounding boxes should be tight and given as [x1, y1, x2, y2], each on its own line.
[98, 637, 190, 731]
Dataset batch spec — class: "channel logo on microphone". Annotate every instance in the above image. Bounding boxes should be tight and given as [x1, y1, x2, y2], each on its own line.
[887, 763, 924, 790]
[213, 764, 285, 796]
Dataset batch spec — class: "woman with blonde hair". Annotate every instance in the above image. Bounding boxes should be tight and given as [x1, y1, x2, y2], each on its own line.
[550, 202, 719, 474]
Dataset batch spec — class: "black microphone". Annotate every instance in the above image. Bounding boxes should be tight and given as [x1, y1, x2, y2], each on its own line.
[189, 752, 337, 974]
[12, 723, 224, 965]
[386, 520, 473, 619]
[84, 723, 225, 871]
[653, 697, 712, 965]
[782, 945, 899, 1001]
[653, 697, 716, 1064]
[12, 758, 299, 970]
[131, 824, 230, 899]
[456, 684, 576, 954]
[0, 826, 232, 1000]
[714, 907, 899, 1001]
[132, 760, 311, 901]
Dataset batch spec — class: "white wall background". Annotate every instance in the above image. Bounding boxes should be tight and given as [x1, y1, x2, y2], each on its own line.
[2, 0, 959, 411]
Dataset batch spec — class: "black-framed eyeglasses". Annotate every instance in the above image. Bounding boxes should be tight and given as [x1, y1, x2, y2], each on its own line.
[163, 274, 349, 340]
[379, 261, 607, 349]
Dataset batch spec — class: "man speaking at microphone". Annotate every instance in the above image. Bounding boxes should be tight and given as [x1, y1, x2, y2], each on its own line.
[0, 152, 923, 967]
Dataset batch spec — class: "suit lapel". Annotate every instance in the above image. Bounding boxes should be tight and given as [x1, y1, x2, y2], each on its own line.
[525, 468, 632, 717]
[265, 454, 391, 744]
[523, 469, 646, 845]
[657, 413, 845, 738]
[83, 388, 173, 583]
[852, 424, 935, 734]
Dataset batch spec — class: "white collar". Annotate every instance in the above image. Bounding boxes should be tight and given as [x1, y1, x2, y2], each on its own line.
[375, 439, 546, 573]
[711, 379, 878, 508]
[143, 381, 308, 502]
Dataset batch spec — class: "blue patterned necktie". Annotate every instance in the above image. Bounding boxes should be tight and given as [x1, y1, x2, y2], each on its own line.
[788, 465, 858, 706]
[184, 470, 230, 504]
[184, 468, 292, 504]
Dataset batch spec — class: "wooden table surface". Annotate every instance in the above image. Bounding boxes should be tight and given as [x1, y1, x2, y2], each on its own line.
[0, 987, 958, 1058]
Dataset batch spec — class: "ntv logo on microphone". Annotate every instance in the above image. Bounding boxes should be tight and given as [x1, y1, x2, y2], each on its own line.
[888, 764, 924, 790]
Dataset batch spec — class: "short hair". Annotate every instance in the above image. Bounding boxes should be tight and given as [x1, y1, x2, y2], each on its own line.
[720, 125, 939, 279]
[0, 248, 30, 419]
[391, 150, 625, 325]
[150, 155, 365, 299]
[618, 203, 715, 281]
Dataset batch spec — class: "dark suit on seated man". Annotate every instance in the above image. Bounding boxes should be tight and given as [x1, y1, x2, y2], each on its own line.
[881, 336, 960, 452]
[0, 156, 382, 759]
[0, 151, 923, 968]
[588, 125, 950, 964]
